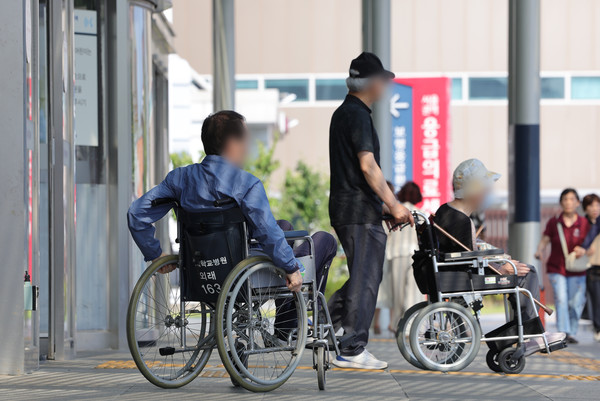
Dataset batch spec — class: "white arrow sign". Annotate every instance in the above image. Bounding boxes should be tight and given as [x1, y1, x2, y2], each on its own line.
[390, 93, 410, 118]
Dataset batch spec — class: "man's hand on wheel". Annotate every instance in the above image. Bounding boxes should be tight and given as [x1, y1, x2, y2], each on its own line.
[387, 202, 414, 230]
[154, 254, 177, 274]
[286, 270, 303, 292]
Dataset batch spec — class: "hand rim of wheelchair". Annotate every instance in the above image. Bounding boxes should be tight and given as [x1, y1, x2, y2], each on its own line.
[126, 255, 213, 388]
[215, 256, 308, 392]
[409, 301, 481, 372]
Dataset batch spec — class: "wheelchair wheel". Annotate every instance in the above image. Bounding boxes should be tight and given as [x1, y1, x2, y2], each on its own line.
[396, 301, 429, 370]
[314, 346, 327, 390]
[126, 255, 213, 388]
[216, 257, 307, 392]
[498, 347, 526, 374]
[486, 349, 502, 373]
[409, 301, 481, 372]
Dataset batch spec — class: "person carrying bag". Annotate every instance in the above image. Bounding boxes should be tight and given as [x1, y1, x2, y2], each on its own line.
[557, 222, 589, 273]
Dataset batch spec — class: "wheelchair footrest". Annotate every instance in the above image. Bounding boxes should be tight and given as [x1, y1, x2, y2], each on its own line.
[305, 340, 336, 352]
[540, 340, 567, 354]
[159, 346, 175, 356]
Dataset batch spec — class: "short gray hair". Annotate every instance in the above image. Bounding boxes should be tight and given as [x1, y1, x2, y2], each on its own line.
[346, 76, 372, 93]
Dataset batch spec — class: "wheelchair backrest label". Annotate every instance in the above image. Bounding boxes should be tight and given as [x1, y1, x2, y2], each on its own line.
[485, 277, 496, 285]
[195, 257, 228, 268]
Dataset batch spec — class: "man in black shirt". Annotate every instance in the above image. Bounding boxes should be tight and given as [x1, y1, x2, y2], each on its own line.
[328, 52, 413, 370]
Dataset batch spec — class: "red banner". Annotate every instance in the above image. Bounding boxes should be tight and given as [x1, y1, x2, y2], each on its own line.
[393, 77, 452, 214]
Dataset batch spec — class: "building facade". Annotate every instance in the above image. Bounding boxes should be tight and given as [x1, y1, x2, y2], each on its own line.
[172, 0, 600, 197]
[0, 0, 174, 374]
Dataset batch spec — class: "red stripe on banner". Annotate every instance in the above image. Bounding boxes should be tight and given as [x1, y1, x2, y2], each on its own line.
[28, 149, 33, 278]
[394, 77, 452, 214]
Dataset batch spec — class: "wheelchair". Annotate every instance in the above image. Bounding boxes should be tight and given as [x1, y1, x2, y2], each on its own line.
[395, 211, 566, 374]
[126, 197, 339, 392]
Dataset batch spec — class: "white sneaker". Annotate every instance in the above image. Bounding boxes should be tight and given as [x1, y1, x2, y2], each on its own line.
[594, 332, 600, 342]
[332, 349, 388, 370]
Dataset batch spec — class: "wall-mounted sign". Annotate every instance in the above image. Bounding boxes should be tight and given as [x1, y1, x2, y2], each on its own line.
[390, 77, 452, 214]
[74, 10, 98, 146]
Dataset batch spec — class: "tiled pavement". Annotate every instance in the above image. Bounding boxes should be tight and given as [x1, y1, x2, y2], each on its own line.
[2, 316, 600, 400]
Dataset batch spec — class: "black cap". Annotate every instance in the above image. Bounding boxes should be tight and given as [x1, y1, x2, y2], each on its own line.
[348, 52, 395, 79]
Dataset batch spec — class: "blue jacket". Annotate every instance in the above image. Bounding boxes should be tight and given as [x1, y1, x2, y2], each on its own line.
[582, 216, 600, 249]
[127, 155, 300, 273]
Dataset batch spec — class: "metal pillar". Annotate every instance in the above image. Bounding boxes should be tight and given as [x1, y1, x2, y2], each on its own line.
[107, 0, 134, 350]
[0, 0, 27, 375]
[508, 0, 541, 283]
[213, 0, 235, 111]
[362, 0, 392, 179]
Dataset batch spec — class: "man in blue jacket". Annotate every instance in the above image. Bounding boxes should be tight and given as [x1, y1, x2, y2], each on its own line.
[128, 110, 336, 294]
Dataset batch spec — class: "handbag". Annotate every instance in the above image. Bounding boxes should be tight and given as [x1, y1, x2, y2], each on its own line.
[556, 222, 589, 273]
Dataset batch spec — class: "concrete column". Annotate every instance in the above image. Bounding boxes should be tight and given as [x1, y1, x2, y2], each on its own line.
[213, 0, 235, 111]
[508, 0, 541, 283]
[362, 0, 392, 179]
[0, 0, 26, 375]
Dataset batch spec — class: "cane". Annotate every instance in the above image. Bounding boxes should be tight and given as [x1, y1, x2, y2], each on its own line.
[431, 219, 554, 316]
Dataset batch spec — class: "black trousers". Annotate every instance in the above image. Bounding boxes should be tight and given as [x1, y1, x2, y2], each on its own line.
[513, 265, 541, 322]
[328, 223, 387, 356]
[274, 221, 337, 335]
[586, 266, 600, 333]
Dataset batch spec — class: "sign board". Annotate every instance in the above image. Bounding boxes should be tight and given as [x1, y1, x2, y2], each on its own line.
[390, 77, 452, 214]
[74, 10, 99, 146]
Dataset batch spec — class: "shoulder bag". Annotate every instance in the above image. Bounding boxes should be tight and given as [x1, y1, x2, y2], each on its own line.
[556, 221, 589, 273]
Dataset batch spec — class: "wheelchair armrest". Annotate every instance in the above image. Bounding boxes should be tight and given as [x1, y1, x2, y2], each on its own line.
[283, 230, 310, 239]
[440, 248, 505, 261]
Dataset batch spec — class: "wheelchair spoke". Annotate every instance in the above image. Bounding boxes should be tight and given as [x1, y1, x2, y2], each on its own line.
[128, 261, 212, 387]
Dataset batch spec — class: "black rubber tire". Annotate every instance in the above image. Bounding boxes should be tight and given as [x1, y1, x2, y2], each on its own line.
[126, 255, 211, 388]
[498, 347, 526, 374]
[409, 301, 481, 372]
[486, 349, 502, 373]
[316, 346, 327, 390]
[396, 302, 429, 370]
[215, 256, 307, 393]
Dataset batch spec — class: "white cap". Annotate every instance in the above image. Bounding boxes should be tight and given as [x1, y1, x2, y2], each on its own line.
[452, 159, 501, 199]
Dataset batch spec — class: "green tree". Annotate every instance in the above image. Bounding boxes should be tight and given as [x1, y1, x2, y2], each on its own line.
[170, 151, 194, 169]
[275, 161, 330, 232]
[245, 140, 280, 191]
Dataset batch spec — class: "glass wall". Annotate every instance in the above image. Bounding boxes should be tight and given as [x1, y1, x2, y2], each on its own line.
[129, 2, 153, 282]
[315, 78, 347, 101]
[571, 77, 600, 99]
[74, 0, 109, 332]
[265, 78, 309, 101]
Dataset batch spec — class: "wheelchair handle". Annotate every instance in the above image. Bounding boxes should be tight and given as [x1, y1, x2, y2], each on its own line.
[213, 197, 236, 207]
[151, 198, 179, 207]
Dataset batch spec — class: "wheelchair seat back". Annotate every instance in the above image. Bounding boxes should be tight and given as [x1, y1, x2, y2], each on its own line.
[412, 216, 440, 298]
[178, 206, 247, 303]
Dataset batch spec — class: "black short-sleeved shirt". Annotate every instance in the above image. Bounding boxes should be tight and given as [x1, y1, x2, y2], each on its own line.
[433, 203, 475, 253]
[329, 94, 382, 226]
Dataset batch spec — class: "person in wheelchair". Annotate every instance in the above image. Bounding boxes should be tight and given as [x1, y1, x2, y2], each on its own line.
[128, 109, 336, 302]
[433, 158, 565, 355]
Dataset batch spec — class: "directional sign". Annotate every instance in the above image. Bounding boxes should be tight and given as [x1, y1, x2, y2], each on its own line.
[390, 78, 451, 214]
[390, 93, 410, 118]
[390, 83, 413, 190]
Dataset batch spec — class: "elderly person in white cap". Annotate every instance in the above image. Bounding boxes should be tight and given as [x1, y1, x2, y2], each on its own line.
[433, 159, 565, 355]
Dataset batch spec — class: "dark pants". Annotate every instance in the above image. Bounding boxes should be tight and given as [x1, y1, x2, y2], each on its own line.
[328, 223, 387, 356]
[274, 221, 337, 335]
[586, 266, 600, 333]
[513, 265, 541, 321]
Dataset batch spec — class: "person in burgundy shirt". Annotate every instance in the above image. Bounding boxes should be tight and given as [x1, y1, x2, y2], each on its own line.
[536, 188, 590, 344]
